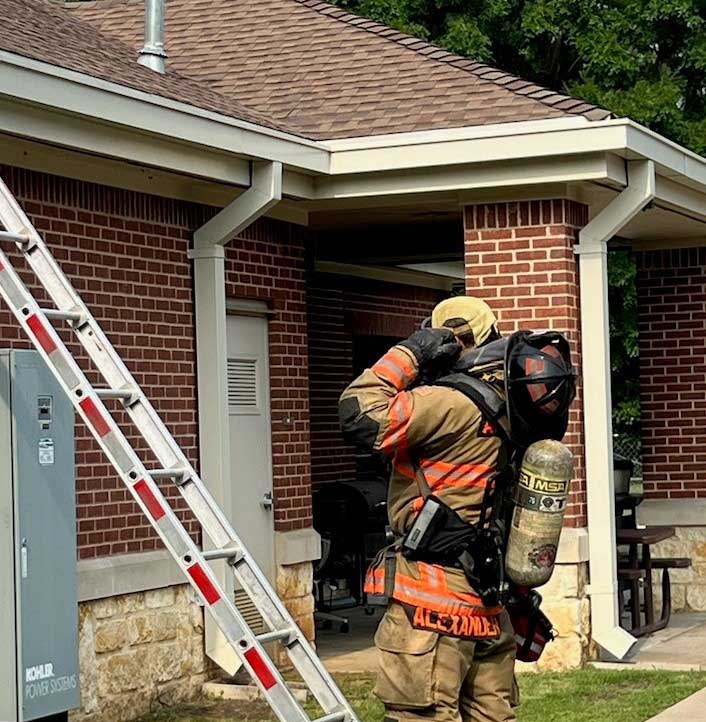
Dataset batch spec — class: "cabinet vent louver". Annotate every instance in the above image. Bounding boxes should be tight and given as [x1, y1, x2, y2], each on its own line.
[234, 590, 266, 633]
[227, 359, 258, 409]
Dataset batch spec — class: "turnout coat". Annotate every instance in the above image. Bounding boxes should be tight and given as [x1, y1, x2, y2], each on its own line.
[339, 343, 508, 636]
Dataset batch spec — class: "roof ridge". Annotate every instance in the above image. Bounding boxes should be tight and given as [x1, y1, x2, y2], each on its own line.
[293, 0, 612, 122]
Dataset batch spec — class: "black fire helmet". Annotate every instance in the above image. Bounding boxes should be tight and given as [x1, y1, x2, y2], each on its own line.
[504, 330, 576, 446]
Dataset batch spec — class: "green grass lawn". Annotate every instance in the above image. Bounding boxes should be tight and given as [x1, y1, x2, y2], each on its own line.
[138, 670, 706, 722]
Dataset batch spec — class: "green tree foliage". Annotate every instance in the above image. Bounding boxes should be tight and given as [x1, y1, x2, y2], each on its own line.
[330, 0, 706, 153]
[608, 250, 641, 438]
[332, 0, 703, 438]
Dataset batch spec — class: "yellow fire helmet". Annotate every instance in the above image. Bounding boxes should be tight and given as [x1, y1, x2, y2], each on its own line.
[430, 296, 499, 347]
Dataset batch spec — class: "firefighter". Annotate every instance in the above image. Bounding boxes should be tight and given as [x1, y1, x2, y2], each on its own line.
[339, 296, 517, 722]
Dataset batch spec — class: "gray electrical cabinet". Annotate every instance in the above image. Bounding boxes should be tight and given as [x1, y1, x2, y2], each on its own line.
[0, 350, 80, 722]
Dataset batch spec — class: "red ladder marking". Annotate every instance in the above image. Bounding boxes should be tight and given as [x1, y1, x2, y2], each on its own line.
[244, 647, 277, 690]
[78, 397, 111, 438]
[133, 479, 166, 521]
[187, 562, 221, 605]
[27, 314, 57, 354]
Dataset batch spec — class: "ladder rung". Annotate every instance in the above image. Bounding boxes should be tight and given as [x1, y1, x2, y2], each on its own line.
[202, 546, 243, 563]
[256, 628, 296, 644]
[0, 175, 361, 722]
[313, 712, 348, 722]
[148, 467, 189, 481]
[95, 388, 137, 402]
[41, 308, 83, 323]
[0, 230, 29, 244]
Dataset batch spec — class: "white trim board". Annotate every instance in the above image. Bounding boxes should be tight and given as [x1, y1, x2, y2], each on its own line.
[77, 526, 323, 602]
[77, 550, 183, 602]
[0, 52, 326, 172]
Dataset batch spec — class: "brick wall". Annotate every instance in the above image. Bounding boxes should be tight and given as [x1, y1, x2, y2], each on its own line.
[1, 166, 204, 559]
[636, 247, 706, 499]
[1, 166, 312, 556]
[307, 275, 443, 486]
[463, 199, 588, 526]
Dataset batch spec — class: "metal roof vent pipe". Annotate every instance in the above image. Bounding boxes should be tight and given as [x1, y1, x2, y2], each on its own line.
[138, 0, 167, 73]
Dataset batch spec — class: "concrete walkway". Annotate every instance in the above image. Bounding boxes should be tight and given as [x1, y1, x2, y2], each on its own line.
[645, 687, 706, 721]
[316, 604, 379, 673]
[594, 612, 706, 670]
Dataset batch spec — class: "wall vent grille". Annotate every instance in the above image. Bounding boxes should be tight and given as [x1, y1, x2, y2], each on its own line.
[227, 358, 258, 409]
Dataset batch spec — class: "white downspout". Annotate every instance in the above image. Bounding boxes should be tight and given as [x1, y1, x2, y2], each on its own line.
[189, 161, 282, 674]
[575, 159, 655, 659]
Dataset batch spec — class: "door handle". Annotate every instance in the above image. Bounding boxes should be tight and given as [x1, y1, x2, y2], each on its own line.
[261, 492, 273, 511]
[21, 538, 28, 579]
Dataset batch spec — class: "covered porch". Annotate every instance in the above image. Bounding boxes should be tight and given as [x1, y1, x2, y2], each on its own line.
[296, 123, 706, 666]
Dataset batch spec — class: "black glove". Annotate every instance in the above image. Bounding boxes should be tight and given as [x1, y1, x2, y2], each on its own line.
[399, 328, 462, 370]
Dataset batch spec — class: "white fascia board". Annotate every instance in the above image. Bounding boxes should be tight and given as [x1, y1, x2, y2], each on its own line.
[327, 120, 631, 176]
[315, 152, 623, 200]
[0, 52, 329, 177]
[6, 49, 706, 215]
[0, 97, 251, 188]
[655, 175, 706, 224]
[315, 260, 455, 291]
[624, 120, 706, 186]
[327, 118, 706, 193]
[0, 127, 311, 224]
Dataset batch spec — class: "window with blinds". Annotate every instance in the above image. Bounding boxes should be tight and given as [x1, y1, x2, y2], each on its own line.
[227, 358, 258, 412]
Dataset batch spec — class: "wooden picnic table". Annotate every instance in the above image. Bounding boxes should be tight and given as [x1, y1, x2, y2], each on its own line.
[617, 525, 678, 637]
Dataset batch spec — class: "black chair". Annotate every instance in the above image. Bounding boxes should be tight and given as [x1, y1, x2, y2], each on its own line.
[313, 535, 350, 633]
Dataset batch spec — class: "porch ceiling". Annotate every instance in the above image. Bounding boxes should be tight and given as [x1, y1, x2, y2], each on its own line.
[308, 202, 461, 231]
[588, 181, 706, 249]
[620, 205, 706, 246]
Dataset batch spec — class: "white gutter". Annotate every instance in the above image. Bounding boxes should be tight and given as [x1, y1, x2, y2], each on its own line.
[575, 159, 656, 660]
[324, 116, 591, 150]
[324, 118, 706, 185]
[0, 51, 328, 175]
[188, 161, 283, 675]
[6, 50, 706, 215]
[5, 50, 706, 187]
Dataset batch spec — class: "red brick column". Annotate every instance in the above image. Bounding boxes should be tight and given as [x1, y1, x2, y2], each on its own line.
[464, 199, 588, 526]
[637, 247, 706, 500]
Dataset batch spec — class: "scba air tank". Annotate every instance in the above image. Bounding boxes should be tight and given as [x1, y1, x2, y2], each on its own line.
[505, 440, 574, 588]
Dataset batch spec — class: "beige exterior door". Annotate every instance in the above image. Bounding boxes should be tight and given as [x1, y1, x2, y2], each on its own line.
[226, 311, 275, 628]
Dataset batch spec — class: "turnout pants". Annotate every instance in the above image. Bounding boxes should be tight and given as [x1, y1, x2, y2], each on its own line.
[374, 602, 517, 722]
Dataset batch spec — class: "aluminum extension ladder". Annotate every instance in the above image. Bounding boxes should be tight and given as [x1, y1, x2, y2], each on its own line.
[0, 176, 359, 722]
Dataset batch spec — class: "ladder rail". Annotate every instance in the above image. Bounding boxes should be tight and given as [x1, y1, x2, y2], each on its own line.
[0, 180, 294, 630]
[0, 243, 312, 722]
[0, 177, 358, 722]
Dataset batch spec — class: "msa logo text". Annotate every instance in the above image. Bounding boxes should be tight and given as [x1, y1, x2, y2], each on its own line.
[519, 472, 568, 494]
[26, 663, 54, 682]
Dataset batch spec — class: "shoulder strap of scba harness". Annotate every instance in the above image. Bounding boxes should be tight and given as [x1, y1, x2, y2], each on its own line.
[435, 372, 511, 444]
[432, 371, 517, 532]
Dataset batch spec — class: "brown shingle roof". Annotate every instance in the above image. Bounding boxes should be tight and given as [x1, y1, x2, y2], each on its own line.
[0, 0, 294, 134]
[65, 0, 611, 140]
